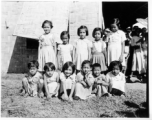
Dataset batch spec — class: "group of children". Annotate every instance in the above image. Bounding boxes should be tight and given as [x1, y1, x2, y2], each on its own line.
[20, 60, 126, 101]
[20, 17, 148, 100]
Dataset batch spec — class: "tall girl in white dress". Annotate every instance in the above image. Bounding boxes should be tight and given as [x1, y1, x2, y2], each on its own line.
[38, 20, 57, 71]
[106, 18, 126, 67]
[74, 25, 92, 73]
[57, 31, 73, 70]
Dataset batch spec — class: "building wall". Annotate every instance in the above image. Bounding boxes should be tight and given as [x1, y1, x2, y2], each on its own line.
[1, 1, 38, 76]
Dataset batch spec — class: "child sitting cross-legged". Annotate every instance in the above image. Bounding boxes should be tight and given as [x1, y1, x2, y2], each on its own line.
[92, 63, 111, 97]
[20, 60, 44, 98]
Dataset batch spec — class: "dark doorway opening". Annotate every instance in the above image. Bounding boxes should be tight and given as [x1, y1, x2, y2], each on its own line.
[102, 2, 148, 31]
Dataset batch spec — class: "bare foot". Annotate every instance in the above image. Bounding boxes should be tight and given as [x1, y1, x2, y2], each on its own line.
[38, 92, 44, 98]
[23, 93, 29, 98]
[69, 96, 73, 101]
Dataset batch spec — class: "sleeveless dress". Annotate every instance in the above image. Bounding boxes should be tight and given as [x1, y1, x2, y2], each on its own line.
[38, 33, 57, 71]
[74, 38, 92, 70]
[91, 40, 107, 72]
[57, 44, 73, 70]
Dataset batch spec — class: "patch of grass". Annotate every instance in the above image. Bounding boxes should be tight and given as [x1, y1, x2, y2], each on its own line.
[1, 74, 148, 118]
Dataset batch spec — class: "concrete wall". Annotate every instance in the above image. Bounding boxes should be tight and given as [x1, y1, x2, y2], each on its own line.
[1, 2, 38, 76]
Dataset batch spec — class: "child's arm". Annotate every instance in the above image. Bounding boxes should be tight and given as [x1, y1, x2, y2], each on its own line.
[60, 73, 68, 100]
[85, 74, 94, 87]
[54, 73, 60, 94]
[43, 75, 50, 98]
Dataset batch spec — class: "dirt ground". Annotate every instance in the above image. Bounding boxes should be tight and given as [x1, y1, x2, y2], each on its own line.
[1, 74, 148, 118]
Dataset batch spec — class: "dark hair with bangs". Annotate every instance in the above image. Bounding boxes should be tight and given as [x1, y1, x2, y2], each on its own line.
[27, 60, 39, 69]
[42, 20, 53, 28]
[62, 61, 75, 74]
[77, 25, 89, 36]
[44, 62, 56, 71]
[92, 27, 103, 38]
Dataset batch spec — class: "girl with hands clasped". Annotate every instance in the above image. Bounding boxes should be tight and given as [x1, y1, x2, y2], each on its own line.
[74, 60, 95, 100]
[43, 62, 60, 100]
[92, 63, 111, 97]
[59, 62, 76, 101]
[106, 18, 126, 67]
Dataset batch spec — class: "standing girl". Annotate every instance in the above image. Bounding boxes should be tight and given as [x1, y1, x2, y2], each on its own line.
[106, 18, 126, 67]
[74, 25, 92, 73]
[130, 28, 146, 79]
[74, 60, 95, 100]
[59, 61, 76, 101]
[43, 62, 60, 99]
[38, 20, 57, 71]
[91, 27, 107, 72]
[106, 61, 126, 97]
[57, 31, 73, 70]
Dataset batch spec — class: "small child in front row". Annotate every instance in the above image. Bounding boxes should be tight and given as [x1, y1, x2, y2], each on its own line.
[106, 61, 126, 97]
[59, 61, 76, 101]
[43, 62, 60, 100]
[74, 60, 95, 100]
[20, 60, 44, 98]
[92, 63, 110, 97]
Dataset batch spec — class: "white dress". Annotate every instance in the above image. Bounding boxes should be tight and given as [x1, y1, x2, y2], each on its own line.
[107, 30, 126, 66]
[74, 38, 92, 70]
[106, 72, 126, 92]
[38, 33, 56, 71]
[75, 72, 95, 99]
[44, 72, 59, 95]
[58, 44, 73, 64]
[131, 36, 146, 74]
[60, 73, 76, 93]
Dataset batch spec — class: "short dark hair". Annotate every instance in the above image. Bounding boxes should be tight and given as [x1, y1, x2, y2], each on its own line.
[27, 60, 39, 69]
[92, 27, 103, 38]
[81, 60, 91, 68]
[110, 18, 120, 29]
[77, 25, 89, 36]
[44, 62, 56, 71]
[62, 61, 75, 74]
[108, 61, 122, 72]
[42, 20, 53, 28]
[92, 63, 101, 71]
[60, 31, 70, 40]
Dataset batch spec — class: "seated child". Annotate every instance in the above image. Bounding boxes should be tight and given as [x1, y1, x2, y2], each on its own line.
[43, 62, 60, 100]
[106, 61, 126, 97]
[74, 60, 95, 100]
[92, 63, 110, 97]
[59, 61, 76, 101]
[20, 60, 44, 98]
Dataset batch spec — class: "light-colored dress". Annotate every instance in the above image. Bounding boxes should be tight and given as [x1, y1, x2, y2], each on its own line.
[75, 72, 95, 99]
[38, 33, 57, 71]
[60, 73, 76, 93]
[91, 40, 107, 72]
[44, 72, 59, 96]
[74, 38, 92, 70]
[22, 72, 43, 97]
[107, 30, 126, 66]
[58, 44, 73, 70]
[131, 36, 146, 74]
[92, 74, 108, 96]
[106, 72, 126, 92]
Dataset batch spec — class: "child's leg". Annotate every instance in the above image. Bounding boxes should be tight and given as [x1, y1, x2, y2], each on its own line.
[61, 81, 69, 101]
[97, 85, 101, 97]
[21, 78, 30, 97]
[69, 83, 76, 101]
[38, 79, 44, 98]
